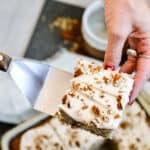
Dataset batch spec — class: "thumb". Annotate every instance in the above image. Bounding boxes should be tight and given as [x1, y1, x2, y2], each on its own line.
[104, 33, 127, 69]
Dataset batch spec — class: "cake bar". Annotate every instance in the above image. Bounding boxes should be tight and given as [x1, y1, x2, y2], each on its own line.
[56, 59, 134, 137]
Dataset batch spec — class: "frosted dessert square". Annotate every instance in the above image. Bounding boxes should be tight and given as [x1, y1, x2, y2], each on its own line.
[56, 59, 134, 137]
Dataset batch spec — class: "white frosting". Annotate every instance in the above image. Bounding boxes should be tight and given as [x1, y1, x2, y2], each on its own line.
[20, 124, 64, 150]
[113, 102, 150, 150]
[49, 117, 103, 150]
[20, 117, 103, 150]
[59, 59, 134, 131]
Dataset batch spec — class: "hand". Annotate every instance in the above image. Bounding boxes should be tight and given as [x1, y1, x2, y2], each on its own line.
[104, 0, 150, 104]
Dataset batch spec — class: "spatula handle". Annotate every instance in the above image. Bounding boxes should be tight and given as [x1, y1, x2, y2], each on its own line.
[0, 52, 12, 72]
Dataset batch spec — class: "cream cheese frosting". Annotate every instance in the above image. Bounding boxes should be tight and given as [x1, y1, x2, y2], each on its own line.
[58, 59, 134, 135]
[113, 102, 150, 150]
[20, 124, 64, 150]
[49, 117, 104, 150]
[20, 117, 103, 150]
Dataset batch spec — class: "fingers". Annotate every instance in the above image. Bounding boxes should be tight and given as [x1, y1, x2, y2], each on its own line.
[120, 56, 136, 74]
[129, 57, 150, 104]
[104, 33, 128, 69]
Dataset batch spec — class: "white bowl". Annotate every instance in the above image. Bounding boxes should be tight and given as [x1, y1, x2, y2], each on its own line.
[82, 0, 107, 52]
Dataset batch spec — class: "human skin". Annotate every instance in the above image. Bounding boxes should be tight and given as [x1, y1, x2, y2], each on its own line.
[104, 0, 150, 104]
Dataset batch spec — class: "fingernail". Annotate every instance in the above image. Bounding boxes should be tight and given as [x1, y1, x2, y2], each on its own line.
[128, 95, 135, 105]
[104, 65, 115, 71]
[128, 100, 134, 105]
[128, 101, 134, 105]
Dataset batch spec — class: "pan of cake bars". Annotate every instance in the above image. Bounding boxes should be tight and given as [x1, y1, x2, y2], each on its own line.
[1, 113, 111, 150]
[1, 100, 150, 150]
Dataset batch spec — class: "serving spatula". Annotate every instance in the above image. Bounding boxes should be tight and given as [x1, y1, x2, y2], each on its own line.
[0, 52, 73, 115]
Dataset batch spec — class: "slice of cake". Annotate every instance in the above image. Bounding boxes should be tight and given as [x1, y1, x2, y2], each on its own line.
[112, 102, 150, 150]
[56, 59, 134, 137]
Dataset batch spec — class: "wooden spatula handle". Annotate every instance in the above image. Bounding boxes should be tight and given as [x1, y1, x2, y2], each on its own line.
[0, 52, 12, 72]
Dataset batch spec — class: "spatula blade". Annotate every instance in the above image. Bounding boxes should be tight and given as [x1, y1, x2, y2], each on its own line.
[8, 59, 73, 115]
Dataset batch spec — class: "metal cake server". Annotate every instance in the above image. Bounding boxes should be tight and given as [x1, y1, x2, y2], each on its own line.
[0, 52, 73, 115]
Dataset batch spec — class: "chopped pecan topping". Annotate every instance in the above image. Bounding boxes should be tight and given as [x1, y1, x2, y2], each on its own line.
[129, 144, 136, 150]
[75, 141, 80, 147]
[146, 118, 150, 128]
[136, 111, 142, 117]
[67, 102, 71, 108]
[99, 91, 105, 98]
[107, 110, 113, 114]
[82, 104, 88, 110]
[126, 112, 131, 117]
[120, 121, 131, 129]
[95, 66, 102, 72]
[62, 95, 67, 104]
[114, 114, 120, 119]
[87, 85, 92, 91]
[100, 94, 104, 98]
[101, 90, 105, 94]
[102, 116, 109, 122]
[90, 68, 95, 73]
[91, 105, 100, 116]
[80, 63, 84, 67]
[80, 98, 84, 102]
[89, 66, 102, 74]
[91, 61, 95, 64]
[117, 102, 123, 110]
[92, 90, 95, 94]
[82, 85, 93, 91]
[94, 77, 98, 80]
[113, 73, 121, 84]
[88, 64, 92, 68]
[117, 95, 122, 102]
[53, 142, 60, 147]
[74, 68, 83, 77]
[71, 131, 78, 139]
[69, 140, 72, 146]
[35, 135, 50, 149]
[103, 76, 109, 84]
[136, 138, 141, 142]
[116, 95, 123, 110]
[107, 104, 111, 108]
[72, 82, 80, 90]
[68, 91, 75, 97]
